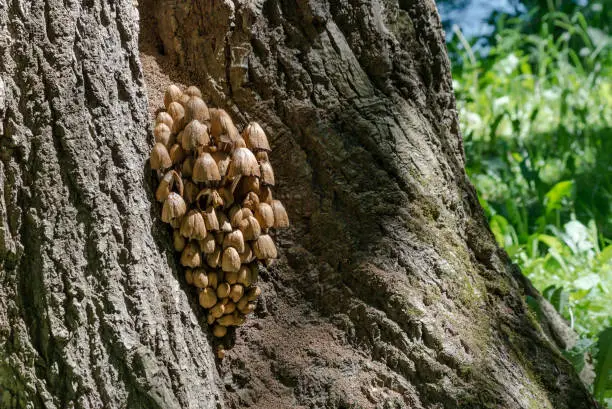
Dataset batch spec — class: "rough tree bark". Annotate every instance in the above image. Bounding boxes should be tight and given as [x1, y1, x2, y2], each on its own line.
[0, 0, 596, 408]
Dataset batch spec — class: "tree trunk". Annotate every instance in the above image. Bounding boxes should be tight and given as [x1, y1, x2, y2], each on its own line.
[0, 0, 596, 408]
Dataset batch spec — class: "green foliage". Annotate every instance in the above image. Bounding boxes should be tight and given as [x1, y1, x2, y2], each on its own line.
[448, 1, 612, 404]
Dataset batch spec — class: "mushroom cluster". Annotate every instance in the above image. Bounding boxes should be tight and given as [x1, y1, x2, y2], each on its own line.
[150, 85, 289, 354]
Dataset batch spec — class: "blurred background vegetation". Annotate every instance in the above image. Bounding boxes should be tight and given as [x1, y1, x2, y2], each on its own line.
[438, 0, 611, 404]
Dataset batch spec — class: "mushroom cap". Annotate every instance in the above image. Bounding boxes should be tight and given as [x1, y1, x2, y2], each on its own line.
[192, 269, 209, 288]
[242, 191, 260, 211]
[223, 229, 245, 253]
[156, 170, 183, 202]
[199, 232, 216, 254]
[238, 243, 254, 264]
[154, 122, 172, 146]
[155, 111, 174, 129]
[216, 282, 231, 298]
[169, 143, 186, 165]
[208, 271, 219, 289]
[234, 138, 247, 149]
[229, 284, 244, 303]
[199, 287, 217, 309]
[260, 161, 275, 186]
[211, 302, 226, 318]
[180, 210, 207, 240]
[246, 286, 261, 301]
[237, 266, 251, 286]
[217, 314, 235, 327]
[164, 84, 183, 108]
[167, 101, 185, 132]
[150, 143, 172, 170]
[239, 216, 261, 241]
[182, 120, 210, 152]
[236, 176, 260, 198]
[211, 151, 231, 177]
[180, 242, 201, 267]
[272, 200, 290, 228]
[162, 192, 187, 223]
[255, 202, 275, 230]
[228, 148, 260, 178]
[185, 85, 202, 98]
[243, 122, 271, 152]
[206, 246, 221, 268]
[193, 153, 221, 184]
[218, 212, 232, 233]
[185, 96, 210, 124]
[202, 206, 220, 231]
[225, 270, 238, 285]
[221, 247, 241, 273]
[213, 325, 227, 338]
[252, 234, 277, 260]
[229, 205, 244, 228]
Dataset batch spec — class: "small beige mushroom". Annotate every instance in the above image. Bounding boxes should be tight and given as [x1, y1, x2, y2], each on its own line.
[239, 215, 261, 241]
[182, 120, 210, 152]
[242, 122, 271, 152]
[167, 101, 185, 133]
[199, 232, 216, 254]
[229, 284, 244, 303]
[239, 243, 254, 264]
[212, 324, 227, 338]
[271, 200, 290, 228]
[173, 229, 186, 252]
[185, 96, 210, 124]
[211, 302, 225, 319]
[164, 85, 183, 108]
[192, 269, 209, 288]
[228, 148, 260, 178]
[201, 206, 219, 231]
[150, 143, 172, 170]
[155, 111, 173, 129]
[237, 266, 251, 286]
[206, 246, 221, 268]
[208, 271, 219, 289]
[154, 122, 172, 146]
[252, 234, 277, 260]
[185, 269, 194, 285]
[180, 242, 201, 267]
[180, 210, 207, 240]
[260, 161, 275, 186]
[259, 186, 273, 205]
[169, 143, 186, 165]
[221, 247, 241, 273]
[193, 153, 221, 185]
[255, 202, 275, 230]
[162, 192, 187, 223]
[199, 287, 217, 309]
[156, 170, 183, 202]
[242, 192, 260, 211]
[216, 282, 231, 299]
[246, 286, 261, 302]
[223, 229, 245, 253]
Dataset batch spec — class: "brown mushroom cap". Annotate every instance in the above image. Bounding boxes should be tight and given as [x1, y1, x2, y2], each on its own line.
[167, 101, 185, 132]
[218, 211, 232, 233]
[208, 271, 219, 289]
[238, 244, 254, 264]
[207, 246, 221, 268]
[211, 302, 225, 318]
[192, 269, 209, 288]
[155, 111, 173, 129]
[182, 120, 210, 152]
[185, 96, 210, 124]
[180, 210, 207, 240]
[259, 186, 273, 205]
[239, 216, 261, 241]
[213, 324, 227, 338]
[216, 282, 231, 298]
[229, 148, 260, 178]
[164, 85, 183, 108]
[156, 170, 183, 202]
[154, 122, 172, 147]
[202, 206, 220, 231]
[193, 153, 221, 184]
[217, 314, 235, 327]
[169, 143, 186, 165]
[211, 151, 231, 178]
[229, 284, 244, 303]
[246, 286, 261, 301]
[237, 265, 251, 286]
[271, 200, 290, 228]
[255, 151, 269, 163]
[221, 247, 241, 273]
[255, 202, 275, 230]
[150, 143, 172, 170]
[199, 232, 216, 254]
[184, 85, 202, 98]
[199, 287, 217, 309]
[183, 180, 199, 205]
[225, 270, 238, 285]
[223, 229, 245, 253]
[243, 122, 271, 152]
[242, 192, 260, 211]
[260, 161, 275, 186]
[162, 192, 187, 223]
[210, 109, 239, 146]
[252, 234, 277, 260]
[180, 241, 201, 267]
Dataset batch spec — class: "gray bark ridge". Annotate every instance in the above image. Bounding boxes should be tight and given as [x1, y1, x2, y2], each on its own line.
[146, 0, 596, 408]
[0, 0, 222, 408]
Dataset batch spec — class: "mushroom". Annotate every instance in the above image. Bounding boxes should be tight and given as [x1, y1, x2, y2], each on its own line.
[193, 153, 221, 185]
[216, 282, 231, 299]
[260, 161, 275, 186]
[184, 85, 202, 98]
[221, 247, 241, 273]
[252, 234, 277, 260]
[223, 229, 245, 253]
[180, 210, 207, 240]
[271, 200, 290, 228]
[192, 269, 209, 288]
[199, 232, 216, 254]
[185, 96, 210, 124]
[212, 324, 227, 338]
[242, 122, 271, 152]
[173, 230, 186, 252]
[161, 192, 187, 224]
[239, 216, 261, 241]
[228, 148, 260, 178]
[150, 143, 172, 170]
[164, 84, 182, 108]
[182, 120, 210, 152]
[156, 170, 183, 202]
[180, 242, 201, 267]
[167, 101, 185, 133]
[255, 202, 274, 230]
[154, 122, 172, 147]
[155, 111, 173, 130]
[229, 284, 244, 303]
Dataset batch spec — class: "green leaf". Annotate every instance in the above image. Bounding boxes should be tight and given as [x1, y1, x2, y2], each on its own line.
[544, 180, 575, 216]
[594, 327, 612, 401]
[537, 234, 566, 253]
